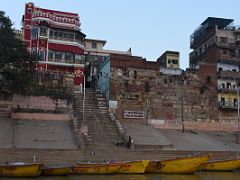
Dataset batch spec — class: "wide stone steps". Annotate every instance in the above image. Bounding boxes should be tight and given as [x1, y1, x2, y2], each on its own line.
[0, 149, 237, 165]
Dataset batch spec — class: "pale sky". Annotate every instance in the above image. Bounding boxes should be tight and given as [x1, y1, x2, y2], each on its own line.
[2, 0, 240, 69]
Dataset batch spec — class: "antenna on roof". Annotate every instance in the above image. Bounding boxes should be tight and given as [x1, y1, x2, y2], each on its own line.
[127, 47, 132, 54]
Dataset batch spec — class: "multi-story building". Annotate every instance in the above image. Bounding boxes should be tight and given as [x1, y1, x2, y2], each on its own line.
[157, 51, 182, 75]
[190, 17, 240, 117]
[22, 2, 86, 86]
[84, 38, 132, 89]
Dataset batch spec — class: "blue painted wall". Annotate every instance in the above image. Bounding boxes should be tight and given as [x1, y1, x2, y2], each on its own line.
[98, 56, 110, 103]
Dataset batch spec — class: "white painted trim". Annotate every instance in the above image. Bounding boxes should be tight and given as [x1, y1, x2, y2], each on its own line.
[33, 17, 79, 30]
[48, 39, 84, 49]
[38, 61, 84, 67]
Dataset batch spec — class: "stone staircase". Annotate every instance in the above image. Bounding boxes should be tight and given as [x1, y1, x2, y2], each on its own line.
[0, 148, 239, 165]
[73, 89, 124, 152]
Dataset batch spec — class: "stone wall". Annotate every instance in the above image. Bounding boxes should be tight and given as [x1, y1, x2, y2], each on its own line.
[12, 94, 70, 111]
[11, 112, 71, 121]
[109, 54, 222, 130]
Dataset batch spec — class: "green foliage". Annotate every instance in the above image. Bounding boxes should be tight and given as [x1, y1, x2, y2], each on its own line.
[0, 11, 38, 93]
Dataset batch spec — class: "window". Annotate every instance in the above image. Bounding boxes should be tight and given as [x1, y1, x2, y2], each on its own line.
[55, 52, 63, 62]
[220, 37, 228, 44]
[48, 51, 54, 61]
[172, 59, 178, 65]
[39, 49, 45, 61]
[65, 52, 74, 63]
[92, 42, 97, 49]
[134, 71, 137, 79]
[206, 76, 211, 84]
[32, 48, 37, 55]
[221, 83, 225, 89]
[218, 67, 222, 71]
[234, 98, 238, 107]
[227, 82, 231, 89]
[31, 27, 38, 39]
[27, 8, 32, 14]
[40, 27, 47, 36]
[49, 30, 54, 38]
[75, 54, 84, 64]
[221, 97, 225, 106]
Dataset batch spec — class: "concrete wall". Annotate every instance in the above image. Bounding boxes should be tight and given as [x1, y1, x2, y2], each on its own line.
[11, 112, 71, 121]
[12, 94, 70, 111]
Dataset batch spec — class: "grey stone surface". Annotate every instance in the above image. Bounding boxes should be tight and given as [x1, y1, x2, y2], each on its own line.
[0, 118, 78, 149]
[0, 117, 13, 148]
[161, 130, 240, 151]
[122, 122, 172, 146]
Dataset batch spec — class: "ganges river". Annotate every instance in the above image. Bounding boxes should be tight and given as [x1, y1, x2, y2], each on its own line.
[3, 172, 240, 180]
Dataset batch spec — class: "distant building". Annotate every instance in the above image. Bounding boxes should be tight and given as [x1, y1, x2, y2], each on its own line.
[157, 51, 182, 75]
[190, 17, 240, 115]
[22, 2, 86, 86]
[84, 38, 132, 89]
[157, 51, 180, 69]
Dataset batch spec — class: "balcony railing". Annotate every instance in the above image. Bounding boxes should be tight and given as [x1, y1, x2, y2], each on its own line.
[217, 86, 238, 92]
[49, 36, 84, 46]
[48, 58, 85, 65]
[48, 58, 74, 64]
[217, 70, 240, 80]
[218, 101, 238, 109]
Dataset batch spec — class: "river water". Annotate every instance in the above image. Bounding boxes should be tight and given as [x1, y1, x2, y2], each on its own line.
[3, 172, 240, 180]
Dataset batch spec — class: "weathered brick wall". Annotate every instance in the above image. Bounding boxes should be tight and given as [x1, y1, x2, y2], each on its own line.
[12, 94, 70, 111]
[109, 54, 221, 129]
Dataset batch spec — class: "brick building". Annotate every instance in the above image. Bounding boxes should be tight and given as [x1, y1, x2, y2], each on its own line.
[190, 17, 240, 122]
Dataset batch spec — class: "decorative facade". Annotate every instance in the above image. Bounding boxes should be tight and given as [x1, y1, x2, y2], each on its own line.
[22, 2, 86, 85]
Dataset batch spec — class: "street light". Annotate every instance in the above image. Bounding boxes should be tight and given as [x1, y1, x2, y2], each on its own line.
[237, 86, 240, 144]
[82, 73, 85, 124]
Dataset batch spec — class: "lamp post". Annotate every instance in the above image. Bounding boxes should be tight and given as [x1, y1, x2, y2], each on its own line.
[82, 73, 85, 124]
[237, 86, 240, 144]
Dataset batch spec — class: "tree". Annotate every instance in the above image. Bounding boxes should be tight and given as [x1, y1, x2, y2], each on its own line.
[0, 11, 38, 93]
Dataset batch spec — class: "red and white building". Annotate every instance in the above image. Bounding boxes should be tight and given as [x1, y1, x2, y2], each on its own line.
[22, 2, 86, 85]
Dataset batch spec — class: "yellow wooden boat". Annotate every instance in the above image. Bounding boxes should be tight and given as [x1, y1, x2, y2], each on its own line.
[0, 162, 42, 177]
[145, 155, 209, 174]
[72, 162, 122, 175]
[42, 165, 72, 176]
[199, 158, 240, 171]
[72, 160, 149, 175]
[116, 160, 150, 174]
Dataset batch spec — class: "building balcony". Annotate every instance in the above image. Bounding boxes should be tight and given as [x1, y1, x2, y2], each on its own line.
[44, 58, 85, 67]
[217, 70, 240, 80]
[218, 101, 238, 109]
[217, 86, 238, 92]
[48, 37, 84, 49]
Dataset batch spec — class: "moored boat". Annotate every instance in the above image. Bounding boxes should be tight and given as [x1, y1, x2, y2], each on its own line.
[145, 155, 209, 174]
[116, 160, 150, 174]
[199, 158, 240, 171]
[72, 162, 122, 175]
[42, 165, 72, 176]
[0, 162, 42, 177]
[72, 160, 149, 175]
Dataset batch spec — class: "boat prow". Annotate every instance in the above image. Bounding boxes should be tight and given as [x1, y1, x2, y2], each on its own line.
[0, 163, 42, 177]
[199, 158, 240, 171]
[145, 155, 209, 174]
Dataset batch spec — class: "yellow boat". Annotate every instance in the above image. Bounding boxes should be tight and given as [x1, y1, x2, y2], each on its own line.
[145, 155, 209, 174]
[199, 159, 240, 171]
[42, 165, 72, 176]
[0, 162, 42, 177]
[116, 160, 150, 174]
[72, 162, 122, 175]
[72, 160, 149, 175]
